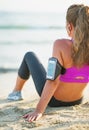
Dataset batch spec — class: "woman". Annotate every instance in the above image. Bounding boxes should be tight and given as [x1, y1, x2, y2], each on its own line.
[7, 4, 89, 122]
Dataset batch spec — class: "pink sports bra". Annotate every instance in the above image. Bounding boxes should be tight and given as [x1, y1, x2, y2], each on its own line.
[59, 65, 89, 83]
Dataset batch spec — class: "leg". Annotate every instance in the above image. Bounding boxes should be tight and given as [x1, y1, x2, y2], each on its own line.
[13, 76, 26, 92]
[7, 52, 46, 100]
[18, 51, 46, 96]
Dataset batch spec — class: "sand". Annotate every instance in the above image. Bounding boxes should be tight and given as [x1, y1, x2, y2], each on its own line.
[0, 72, 89, 130]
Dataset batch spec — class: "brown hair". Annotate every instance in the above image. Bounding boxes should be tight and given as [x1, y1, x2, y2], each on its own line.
[66, 4, 89, 67]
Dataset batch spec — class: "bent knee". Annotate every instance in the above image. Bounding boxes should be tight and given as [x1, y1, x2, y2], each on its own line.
[24, 51, 36, 60]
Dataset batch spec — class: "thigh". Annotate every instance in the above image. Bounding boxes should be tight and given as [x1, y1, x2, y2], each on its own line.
[25, 52, 46, 96]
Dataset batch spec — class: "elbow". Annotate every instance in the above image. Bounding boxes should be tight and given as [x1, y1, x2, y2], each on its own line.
[46, 77, 59, 88]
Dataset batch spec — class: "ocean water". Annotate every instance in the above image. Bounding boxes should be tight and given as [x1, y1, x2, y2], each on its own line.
[0, 11, 68, 73]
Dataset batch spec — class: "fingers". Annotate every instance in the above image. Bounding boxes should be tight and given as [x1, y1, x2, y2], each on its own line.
[23, 114, 29, 118]
[27, 113, 42, 122]
[28, 115, 36, 122]
[23, 112, 42, 122]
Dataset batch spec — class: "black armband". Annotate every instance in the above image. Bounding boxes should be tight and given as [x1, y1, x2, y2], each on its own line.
[46, 57, 66, 80]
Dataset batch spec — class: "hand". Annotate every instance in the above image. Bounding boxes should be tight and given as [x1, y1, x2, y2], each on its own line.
[23, 111, 42, 122]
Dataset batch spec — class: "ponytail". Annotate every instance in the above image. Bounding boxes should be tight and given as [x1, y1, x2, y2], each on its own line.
[72, 6, 89, 67]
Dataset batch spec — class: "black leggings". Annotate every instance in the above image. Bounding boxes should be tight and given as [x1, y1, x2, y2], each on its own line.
[18, 52, 83, 107]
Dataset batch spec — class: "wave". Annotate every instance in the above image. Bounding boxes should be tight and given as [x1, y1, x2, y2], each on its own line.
[0, 40, 51, 45]
[0, 67, 18, 73]
[0, 25, 64, 30]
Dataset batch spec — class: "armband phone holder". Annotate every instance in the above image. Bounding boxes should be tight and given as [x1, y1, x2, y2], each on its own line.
[46, 57, 66, 80]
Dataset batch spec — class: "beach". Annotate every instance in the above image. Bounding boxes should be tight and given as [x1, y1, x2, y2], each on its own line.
[0, 9, 89, 130]
[0, 72, 89, 130]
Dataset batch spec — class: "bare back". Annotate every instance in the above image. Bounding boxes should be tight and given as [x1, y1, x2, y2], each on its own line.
[52, 39, 87, 102]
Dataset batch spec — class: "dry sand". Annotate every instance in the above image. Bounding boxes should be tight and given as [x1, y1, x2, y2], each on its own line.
[0, 72, 89, 130]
